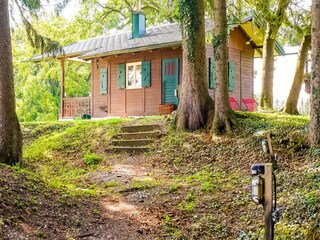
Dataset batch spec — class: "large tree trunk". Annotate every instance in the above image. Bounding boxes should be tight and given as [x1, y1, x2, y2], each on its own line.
[212, 0, 234, 135]
[175, 0, 214, 130]
[284, 35, 311, 114]
[260, 25, 275, 109]
[0, 0, 23, 164]
[310, 0, 320, 147]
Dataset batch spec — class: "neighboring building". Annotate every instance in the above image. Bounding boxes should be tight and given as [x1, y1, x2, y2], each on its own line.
[31, 13, 284, 119]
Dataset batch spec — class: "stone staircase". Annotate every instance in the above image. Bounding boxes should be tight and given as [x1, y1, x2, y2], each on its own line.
[109, 124, 163, 153]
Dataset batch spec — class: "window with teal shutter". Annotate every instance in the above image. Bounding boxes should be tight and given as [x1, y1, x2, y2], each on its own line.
[141, 61, 151, 87]
[228, 62, 235, 92]
[117, 64, 126, 89]
[100, 68, 108, 94]
[209, 57, 216, 89]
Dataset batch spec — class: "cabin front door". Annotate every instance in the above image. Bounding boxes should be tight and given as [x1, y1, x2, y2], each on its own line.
[162, 58, 179, 107]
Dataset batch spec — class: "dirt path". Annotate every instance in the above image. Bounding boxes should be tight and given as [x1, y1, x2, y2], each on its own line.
[86, 154, 165, 240]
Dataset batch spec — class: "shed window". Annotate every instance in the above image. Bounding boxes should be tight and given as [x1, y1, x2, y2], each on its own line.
[126, 62, 142, 89]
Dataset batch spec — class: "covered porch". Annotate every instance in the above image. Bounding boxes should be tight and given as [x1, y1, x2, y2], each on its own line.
[59, 58, 92, 119]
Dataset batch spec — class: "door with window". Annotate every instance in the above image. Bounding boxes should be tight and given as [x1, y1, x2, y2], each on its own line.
[162, 58, 179, 107]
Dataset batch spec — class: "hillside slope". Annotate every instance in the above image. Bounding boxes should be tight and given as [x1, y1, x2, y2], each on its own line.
[0, 113, 319, 239]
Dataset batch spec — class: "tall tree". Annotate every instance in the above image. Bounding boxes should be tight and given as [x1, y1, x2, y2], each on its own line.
[0, 0, 69, 164]
[212, 0, 234, 134]
[248, 0, 290, 109]
[175, 0, 214, 130]
[0, 0, 22, 164]
[283, 3, 311, 114]
[283, 35, 311, 114]
[310, 0, 320, 147]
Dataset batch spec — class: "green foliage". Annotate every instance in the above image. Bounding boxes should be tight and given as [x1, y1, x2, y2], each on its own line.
[179, 0, 201, 61]
[22, 119, 126, 195]
[81, 0, 179, 31]
[84, 152, 102, 165]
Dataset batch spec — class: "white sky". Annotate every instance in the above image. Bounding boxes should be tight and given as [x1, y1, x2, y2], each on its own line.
[254, 46, 310, 106]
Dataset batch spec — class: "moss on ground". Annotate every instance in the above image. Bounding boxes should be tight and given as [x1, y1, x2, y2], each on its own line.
[0, 113, 319, 239]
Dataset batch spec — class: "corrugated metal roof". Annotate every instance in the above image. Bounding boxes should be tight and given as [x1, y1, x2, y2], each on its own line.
[30, 22, 184, 61]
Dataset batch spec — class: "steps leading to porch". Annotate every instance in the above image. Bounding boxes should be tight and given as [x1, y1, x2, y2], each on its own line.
[121, 124, 160, 133]
[111, 139, 153, 147]
[115, 131, 161, 140]
[107, 124, 163, 153]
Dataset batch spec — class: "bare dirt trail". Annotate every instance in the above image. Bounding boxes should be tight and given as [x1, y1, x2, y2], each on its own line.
[85, 154, 166, 240]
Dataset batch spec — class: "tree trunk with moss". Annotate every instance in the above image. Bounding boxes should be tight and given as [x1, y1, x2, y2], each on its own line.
[175, 0, 214, 130]
[0, 0, 22, 165]
[284, 35, 311, 114]
[310, 0, 320, 147]
[212, 0, 234, 135]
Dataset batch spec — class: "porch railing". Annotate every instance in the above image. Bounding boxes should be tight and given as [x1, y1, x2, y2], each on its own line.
[62, 97, 91, 118]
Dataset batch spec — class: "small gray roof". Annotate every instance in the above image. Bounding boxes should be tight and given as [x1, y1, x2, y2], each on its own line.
[31, 22, 184, 61]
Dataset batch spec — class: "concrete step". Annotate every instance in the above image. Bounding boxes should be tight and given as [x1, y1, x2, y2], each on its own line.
[121, 124, 161, 133]
[107, 146, 149, 153]
[111, 139, 153, 147]
[116, 131, 161, 140]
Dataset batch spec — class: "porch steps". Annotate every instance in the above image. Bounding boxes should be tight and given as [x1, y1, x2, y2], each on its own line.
[121, 124, 160, 133]
[109, 146, 150, 153]
[115, 131, 161, 140]
[108, 124, 163, 153]
[111, 139, 153, 147]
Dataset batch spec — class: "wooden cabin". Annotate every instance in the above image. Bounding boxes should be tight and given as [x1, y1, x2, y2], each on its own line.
[31, 14, 284, 119]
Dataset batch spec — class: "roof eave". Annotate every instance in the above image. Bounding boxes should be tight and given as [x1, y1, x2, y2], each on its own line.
[80, 41, 182, 60]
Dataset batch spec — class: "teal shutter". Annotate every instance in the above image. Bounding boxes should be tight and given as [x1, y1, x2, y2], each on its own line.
[209, 57, 216, 89]
[100, 68, 108, 94]
[117, 64, 126, 89]
[228, 62, 235, 91]
[141, 61, 151, 87]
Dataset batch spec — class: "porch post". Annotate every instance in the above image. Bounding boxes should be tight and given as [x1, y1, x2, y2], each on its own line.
[60, 58, 65, 119]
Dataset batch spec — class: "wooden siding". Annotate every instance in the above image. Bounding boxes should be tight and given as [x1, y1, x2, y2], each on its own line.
[90, 26, 254, 117]
[241, 50, 254, 109]
[92, 58, 108, 118]
[91, 48, 182, 117]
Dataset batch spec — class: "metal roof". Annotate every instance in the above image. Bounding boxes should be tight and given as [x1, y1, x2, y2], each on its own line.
[30, 18, 284, 62]
[30, 22, 184, 61]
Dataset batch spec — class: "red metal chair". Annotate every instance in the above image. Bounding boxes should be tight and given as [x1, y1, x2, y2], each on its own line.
[242, 98, 257, 112]
[229, 97, 240, 111]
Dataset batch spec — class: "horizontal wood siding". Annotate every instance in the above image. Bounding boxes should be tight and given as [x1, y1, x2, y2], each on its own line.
[241, 50, 254, 109]
[97, 48, 181, 117]
[145, 57, 161, 115]
[229, 48, 241, 104]
[92, 58, 108, 118]
[126, 89, 144, 115]
[89, 26, 254, 117]
[110, 60, 125, 115]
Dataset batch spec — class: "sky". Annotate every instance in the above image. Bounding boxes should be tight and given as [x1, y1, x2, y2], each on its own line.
[254, 46, 310, 108]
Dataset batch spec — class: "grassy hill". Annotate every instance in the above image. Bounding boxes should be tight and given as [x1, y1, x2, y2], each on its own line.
[0, 112, 319, 239]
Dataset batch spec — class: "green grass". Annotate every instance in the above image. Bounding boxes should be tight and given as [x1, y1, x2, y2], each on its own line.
[21, 118, 131, 196]
[14, 112, 320, 239]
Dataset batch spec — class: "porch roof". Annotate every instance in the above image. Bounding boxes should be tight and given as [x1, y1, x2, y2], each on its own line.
[30, 18, 284, 62]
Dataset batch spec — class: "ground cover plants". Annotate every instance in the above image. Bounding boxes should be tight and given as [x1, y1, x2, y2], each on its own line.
[0, 112, 319, 239]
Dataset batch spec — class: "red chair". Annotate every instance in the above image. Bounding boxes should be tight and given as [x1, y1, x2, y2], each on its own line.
[242, 98, 257, 112]
[229, 97, 240, 111]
